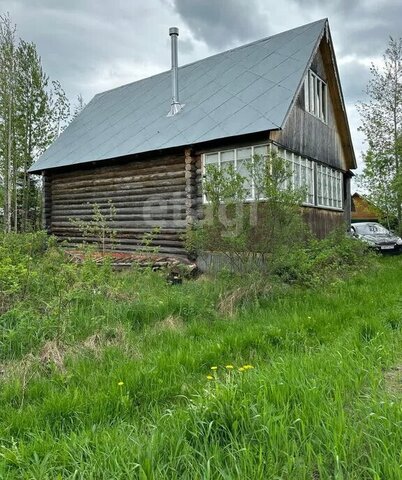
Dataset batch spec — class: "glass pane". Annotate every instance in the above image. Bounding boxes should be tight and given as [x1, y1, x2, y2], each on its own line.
[237, 147, 252, 160]
[205, 153, 218, 166]
[308, 161, 314, 204]
[321, 82, 326, 121]
[294, 159, 300, 188]
[254, 145, 268, 167]
[237, 159, 252, 198]
[309, 72, 314, 113]
[323, 168, 328, 206]
[332, 172, 337, 207]
[304, 77, 309, 110]
[221, 150, 234, 177]
[317, 166, 322, 204]
[221, 150, 234, 164]
[316, 78, 320, 117]
[237, 148, 252, 198]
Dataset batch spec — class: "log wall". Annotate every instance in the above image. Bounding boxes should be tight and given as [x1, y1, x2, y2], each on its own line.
[46, 153, 191, 254]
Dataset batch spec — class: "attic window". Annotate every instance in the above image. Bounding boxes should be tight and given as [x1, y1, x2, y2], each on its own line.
[304, 70, 327, 122]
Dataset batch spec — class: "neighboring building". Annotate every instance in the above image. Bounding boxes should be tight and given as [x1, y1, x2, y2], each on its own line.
[351, 192, 382, 223]
[29, 19, 356, 255]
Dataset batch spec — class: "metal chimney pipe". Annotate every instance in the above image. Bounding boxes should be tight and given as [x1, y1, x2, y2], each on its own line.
[167, 27, 184, 116]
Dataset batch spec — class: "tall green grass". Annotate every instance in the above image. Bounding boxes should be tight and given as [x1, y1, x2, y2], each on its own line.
[0, 239, 401, 478]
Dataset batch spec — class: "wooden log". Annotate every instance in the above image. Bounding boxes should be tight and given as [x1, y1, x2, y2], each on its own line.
[52, 191, 186, 206]
[52, 155, 184, 181]
[51, 220, 187, 229]
[52, 169, 185, 191]
[52, 184, 186, 202]
[52, 176, 186, 195]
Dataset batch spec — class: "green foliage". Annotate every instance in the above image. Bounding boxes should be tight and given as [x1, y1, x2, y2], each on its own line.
[271, 229, 374, 286]
[70, 201, 117, 253]
[188, 151, 310, 274]
[0, 13, 74, 233]
[0, 232, 400, 479]
[0, 231, 52, 312]
[357, 36, 402, 233]
[139, 226, 161, 254]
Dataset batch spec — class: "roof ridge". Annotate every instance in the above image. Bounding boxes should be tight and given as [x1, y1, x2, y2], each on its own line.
[95, 18, 327, 98]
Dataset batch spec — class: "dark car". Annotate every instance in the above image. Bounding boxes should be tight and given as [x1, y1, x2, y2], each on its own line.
[351, 222, 402, 253]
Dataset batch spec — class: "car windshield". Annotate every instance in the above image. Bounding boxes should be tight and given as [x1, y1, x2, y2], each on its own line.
[353, 223, 390, 235]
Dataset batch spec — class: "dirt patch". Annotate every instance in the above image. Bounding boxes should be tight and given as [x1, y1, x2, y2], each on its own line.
[384, 364, 402, 396]
[79, 325, 140, 358]
[218, 282, 274, 317]
[153, 315, 185, 334]
[0, 325, 139, 384]
[40, 340, 66, 372]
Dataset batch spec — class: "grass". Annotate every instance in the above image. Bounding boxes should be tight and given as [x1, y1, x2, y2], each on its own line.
[0, 245, 402, 478]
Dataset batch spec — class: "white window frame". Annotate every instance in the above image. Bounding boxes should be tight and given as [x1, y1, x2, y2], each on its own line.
[304, 69, 327, 123]
[276, 147, 315, 207]
[316, 163, 343, 210]
[202, 144, 343, 211]
[202, 144, 269, 203]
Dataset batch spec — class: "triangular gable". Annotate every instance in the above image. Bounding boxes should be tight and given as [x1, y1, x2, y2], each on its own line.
[278, 20, 356, 171]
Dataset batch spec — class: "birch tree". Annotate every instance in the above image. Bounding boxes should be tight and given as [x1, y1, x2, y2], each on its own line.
[15, 40, 53, 230]
[0, 13, 16, 232]
[358, 37, 402, 232]
[72, 93, 86, 120]
[50, 80, 70, 140]
[0, 13, 71, 232]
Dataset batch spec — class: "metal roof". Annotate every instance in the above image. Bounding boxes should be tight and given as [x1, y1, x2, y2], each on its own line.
[29, 19, 327, 173]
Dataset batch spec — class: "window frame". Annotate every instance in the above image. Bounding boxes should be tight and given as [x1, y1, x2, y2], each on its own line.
[304, 69, 328, 123]
[202, 144, 270, 203]
[202, 144, 343, 211]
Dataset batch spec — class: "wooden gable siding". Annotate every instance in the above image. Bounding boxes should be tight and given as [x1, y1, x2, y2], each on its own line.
[46, 153, 193, 254]
[270, 43, 347, 171]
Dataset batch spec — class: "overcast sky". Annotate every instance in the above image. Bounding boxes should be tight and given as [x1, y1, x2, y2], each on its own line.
[1, 0, 401, 177]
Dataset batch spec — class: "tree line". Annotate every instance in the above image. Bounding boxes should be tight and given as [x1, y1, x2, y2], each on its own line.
[0, 13, 84, 233]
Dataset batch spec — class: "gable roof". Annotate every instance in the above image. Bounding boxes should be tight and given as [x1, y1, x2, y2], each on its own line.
[30, 19, 331, 173]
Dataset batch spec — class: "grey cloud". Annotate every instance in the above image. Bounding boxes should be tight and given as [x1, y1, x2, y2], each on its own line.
[171, 0, 270, 48]
[0, 0, 400, 164]
[0, 0, 185, 101]
[338, 62, 370, 104]
[286, 0, 402, 58]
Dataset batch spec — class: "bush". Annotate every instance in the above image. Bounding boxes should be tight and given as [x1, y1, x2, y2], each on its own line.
[187, 150, 373, 283]
[271, 230, 374, 286]
[186, 151, 309, 274]
[0, 232, 55, 312]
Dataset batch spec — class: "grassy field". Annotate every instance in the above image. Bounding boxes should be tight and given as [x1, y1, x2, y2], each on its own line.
[0, 240, 402, 479]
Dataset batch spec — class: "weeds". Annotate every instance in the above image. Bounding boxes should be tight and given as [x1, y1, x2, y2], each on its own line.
[0, 233, 401, 478]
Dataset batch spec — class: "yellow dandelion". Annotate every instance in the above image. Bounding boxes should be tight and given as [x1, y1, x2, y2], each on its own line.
[207, 375, 214, 380]
[210, 366, 218, 370]
[243, 365, 254, 370]
[238, 367, 245, 372]
[225, 365, 234, 369]
[118, 381, 124, 386]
